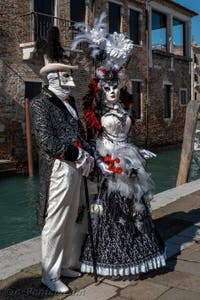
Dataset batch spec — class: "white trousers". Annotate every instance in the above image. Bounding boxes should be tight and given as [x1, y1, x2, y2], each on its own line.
[41, 159, 86, 280]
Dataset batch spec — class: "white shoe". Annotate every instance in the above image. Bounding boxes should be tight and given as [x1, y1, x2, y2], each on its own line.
[61, 268, 81, 278]
[41, 278, 70, 293]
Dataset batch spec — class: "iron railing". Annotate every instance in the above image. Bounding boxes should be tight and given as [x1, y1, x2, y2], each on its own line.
[19, 12, 78, 45]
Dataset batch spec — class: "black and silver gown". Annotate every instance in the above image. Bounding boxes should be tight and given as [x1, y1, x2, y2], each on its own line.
[80, 105, 166, 276]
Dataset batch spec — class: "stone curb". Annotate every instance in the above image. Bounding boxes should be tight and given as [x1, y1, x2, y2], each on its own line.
[151, 178, 200, 210]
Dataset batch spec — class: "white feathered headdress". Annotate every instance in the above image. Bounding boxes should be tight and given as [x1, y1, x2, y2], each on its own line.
[71, 12, 133, 79]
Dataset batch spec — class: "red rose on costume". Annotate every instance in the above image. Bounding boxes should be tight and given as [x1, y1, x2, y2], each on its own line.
[103, 155, 122, 174]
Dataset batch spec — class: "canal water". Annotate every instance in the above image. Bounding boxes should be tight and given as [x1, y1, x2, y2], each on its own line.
[1, 146, 200, 250]
[0, 176, 40, 249]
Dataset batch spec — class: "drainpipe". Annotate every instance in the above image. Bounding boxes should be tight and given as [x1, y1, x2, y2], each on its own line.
[25, 97, 33, 177]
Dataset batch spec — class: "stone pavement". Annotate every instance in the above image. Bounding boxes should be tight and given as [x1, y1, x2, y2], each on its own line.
[0, 189, 200, 300]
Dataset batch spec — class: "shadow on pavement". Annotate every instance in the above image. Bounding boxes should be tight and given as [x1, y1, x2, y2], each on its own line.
[140, 207, 200, 280]
[0, 274, 89, 300]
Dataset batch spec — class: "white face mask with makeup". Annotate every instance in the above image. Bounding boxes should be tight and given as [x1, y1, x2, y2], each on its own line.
[47, 71, 75, 100]
[101, 81, 120, 104]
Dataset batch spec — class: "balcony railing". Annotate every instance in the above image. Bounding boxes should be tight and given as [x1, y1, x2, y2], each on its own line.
[19, 12, 78, 45]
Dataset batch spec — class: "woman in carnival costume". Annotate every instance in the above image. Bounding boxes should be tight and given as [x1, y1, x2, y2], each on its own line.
[72, 13, 166, 278]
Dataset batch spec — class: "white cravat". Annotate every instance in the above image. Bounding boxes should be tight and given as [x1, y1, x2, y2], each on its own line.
[62, 99, 79, 121]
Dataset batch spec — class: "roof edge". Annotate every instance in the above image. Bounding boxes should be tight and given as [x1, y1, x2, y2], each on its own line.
[170, 0, 198, 17]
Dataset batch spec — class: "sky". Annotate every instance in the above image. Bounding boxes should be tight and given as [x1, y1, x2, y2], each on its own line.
[173, 0, 200, 44]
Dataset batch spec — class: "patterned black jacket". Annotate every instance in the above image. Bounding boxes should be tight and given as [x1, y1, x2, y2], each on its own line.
[30, 87, 92, 229]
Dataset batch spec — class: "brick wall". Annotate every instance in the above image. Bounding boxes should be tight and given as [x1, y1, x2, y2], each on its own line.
[0, 0, 40, 171]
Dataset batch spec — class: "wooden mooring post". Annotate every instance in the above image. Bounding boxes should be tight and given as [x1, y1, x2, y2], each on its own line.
[176, 100, 200, 186]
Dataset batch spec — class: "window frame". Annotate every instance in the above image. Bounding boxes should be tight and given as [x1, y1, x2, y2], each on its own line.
[172, 17, 186, 56]
[70, 0, 86, 23]
[131, 79, 143, 121]
[149, 1, 191, 65]
[163, 82, 173, 120]
[33, 0, 55, 41]
[179, 88, 188, 107]
[194, 54, 198, 64]
[108, 0, 122, 34]
[194, 74, 199, 83]
[128, 5, 142, 46]
[151, 9, 167, 52]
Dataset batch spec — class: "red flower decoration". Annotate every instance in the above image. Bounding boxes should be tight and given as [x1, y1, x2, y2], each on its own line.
[115, 167, 123, 174]
[103, 155, 122, 174]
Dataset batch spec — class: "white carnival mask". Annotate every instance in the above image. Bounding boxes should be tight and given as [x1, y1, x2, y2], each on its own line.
[58, 71, 75, 89]
[102, 81, 120, 103]
[47, 71, 75, 99]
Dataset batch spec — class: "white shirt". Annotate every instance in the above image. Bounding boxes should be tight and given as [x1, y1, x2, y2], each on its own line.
[48, 85, 79, 120]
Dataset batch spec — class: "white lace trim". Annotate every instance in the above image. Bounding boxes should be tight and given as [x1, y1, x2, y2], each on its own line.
[81, 252, 166, 276]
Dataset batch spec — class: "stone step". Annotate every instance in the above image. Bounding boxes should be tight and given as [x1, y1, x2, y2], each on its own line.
[0, 160, 17, 173]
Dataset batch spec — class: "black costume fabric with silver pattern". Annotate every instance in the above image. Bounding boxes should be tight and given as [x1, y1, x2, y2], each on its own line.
[80, 104, 166, 276]
[30, 88, 91, 229]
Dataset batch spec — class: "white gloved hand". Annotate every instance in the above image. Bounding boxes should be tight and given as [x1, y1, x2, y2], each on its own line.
[139, 149, 157, 160]
[98, 162, 113, 176]
[75, 149, 94, 177]
[82, 156, 94, 177]
[75, 149, 89, 169]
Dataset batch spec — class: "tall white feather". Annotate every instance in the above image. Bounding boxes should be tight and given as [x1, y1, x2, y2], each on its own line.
[71, 12, 133, 71]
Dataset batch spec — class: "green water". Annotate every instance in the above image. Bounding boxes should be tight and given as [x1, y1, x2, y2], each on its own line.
[146, 146, 181, 194]
[0, 176, 40, 249]
[1, 145, 200, 250]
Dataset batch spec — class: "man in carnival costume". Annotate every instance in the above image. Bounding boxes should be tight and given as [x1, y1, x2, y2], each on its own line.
[30, 27, 94, 293]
